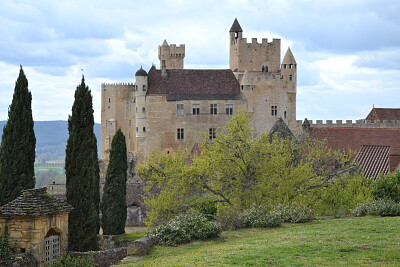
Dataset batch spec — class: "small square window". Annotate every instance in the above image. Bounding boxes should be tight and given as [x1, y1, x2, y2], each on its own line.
[210, 104, 217, 115]
[271, 106, 277, 116]
[177, 104, 184, 116]
[192, 104, 200, 115]
[209, 128, 216, 140]
[225, 104, 233, 115]
[177, 128, 184, 140]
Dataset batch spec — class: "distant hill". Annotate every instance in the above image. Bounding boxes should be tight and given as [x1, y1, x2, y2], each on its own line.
[0, 121, 101, 162]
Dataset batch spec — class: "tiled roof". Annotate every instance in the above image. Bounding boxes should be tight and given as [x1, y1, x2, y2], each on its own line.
[354, 145, 390, 179]
[0, 187, 73, 216]
[366, 108, 400, 121]
[309, 127, 400, 151]
[147, 67, 242, 101]
[229, 18, 243, 32]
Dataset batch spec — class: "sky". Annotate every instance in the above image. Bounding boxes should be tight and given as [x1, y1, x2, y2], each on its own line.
[0, 0, 399, 123]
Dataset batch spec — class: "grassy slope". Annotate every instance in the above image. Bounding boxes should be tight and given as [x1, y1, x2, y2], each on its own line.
[120, 216, 400, 266]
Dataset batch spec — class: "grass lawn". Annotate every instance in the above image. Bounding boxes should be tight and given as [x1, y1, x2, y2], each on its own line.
[118, 216, 400, 266]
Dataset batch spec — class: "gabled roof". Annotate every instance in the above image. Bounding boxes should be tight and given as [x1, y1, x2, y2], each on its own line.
[147, 66, 242, 101]
[229, 18, 243, 32]
[269, 118, 295, 141]
[282, 47, 296, 65]
[0, 187, 73, 216]
[354, 145, 390, 179]
[366, 108, 400, 121]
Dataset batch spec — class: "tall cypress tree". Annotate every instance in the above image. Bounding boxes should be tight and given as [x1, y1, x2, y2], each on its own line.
[65, 76, 100, 251]
[0, 66, 36, 206]
[101, 129, 127, 235]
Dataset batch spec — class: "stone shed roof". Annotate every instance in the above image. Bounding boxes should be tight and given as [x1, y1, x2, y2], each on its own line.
[366, 108, 400, 121]
[269, 118, 295, 141]
[0, 187, 73, 216]
[147, 66, 242, 101]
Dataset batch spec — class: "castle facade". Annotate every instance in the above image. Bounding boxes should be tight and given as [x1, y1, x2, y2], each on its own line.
[101, 19, 298, 163]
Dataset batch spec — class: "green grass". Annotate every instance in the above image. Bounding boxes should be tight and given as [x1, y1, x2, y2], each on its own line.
[116, 232, 147, 242]
[119, 216, 400, 266]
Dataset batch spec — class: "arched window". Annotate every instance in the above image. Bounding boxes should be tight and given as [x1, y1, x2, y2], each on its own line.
[142, 107, 146, 112]
[262, 66, 265, 72]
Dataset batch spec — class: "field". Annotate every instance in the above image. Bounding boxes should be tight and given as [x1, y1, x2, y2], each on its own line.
[119, 216, 400, 266]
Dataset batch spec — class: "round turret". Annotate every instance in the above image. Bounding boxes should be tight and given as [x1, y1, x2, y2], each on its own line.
[135, 67, 148, 77]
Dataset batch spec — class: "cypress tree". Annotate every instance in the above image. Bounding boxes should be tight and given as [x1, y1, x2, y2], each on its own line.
[65, 76, 100, 251]
[101, 129, 127, 235]
[0, 66, 36, 206]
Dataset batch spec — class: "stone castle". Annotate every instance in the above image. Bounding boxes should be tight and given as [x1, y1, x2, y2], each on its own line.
[101, 18, 298, 163]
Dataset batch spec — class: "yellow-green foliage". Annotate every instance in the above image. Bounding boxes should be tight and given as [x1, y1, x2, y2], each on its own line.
[138, 110, 360, 226]
[313, 173, 374, 216]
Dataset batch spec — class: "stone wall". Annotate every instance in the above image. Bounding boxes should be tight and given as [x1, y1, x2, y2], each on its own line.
[70, 247, 127, 267]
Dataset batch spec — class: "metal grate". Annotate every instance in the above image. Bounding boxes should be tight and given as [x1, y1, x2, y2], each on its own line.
[44, 235, 60, 265]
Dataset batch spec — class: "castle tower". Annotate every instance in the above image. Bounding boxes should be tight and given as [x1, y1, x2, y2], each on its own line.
[134, 67, 148, 161]
[158, 40, 185, 70]
[229, 18, 281, 72]
[281, 47, 297, 124]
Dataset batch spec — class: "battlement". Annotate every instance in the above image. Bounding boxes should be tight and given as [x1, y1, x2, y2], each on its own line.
[240, 37, 280, 47]
[101, 83, 134, 86]
[297, 119, 400, 129]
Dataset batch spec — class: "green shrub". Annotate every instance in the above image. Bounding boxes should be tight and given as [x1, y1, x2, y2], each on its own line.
[49, 254, 97, 267]
[215, 207, 244, 231]
[273, 205, 314, 223]
[373, 171, 400, 202]
[239, 204, 282, 228]
[148, 213, 221, 246]
[314, 173, 374, 216]
[352, 199, 400, 217]
[0, 225, 12, 266]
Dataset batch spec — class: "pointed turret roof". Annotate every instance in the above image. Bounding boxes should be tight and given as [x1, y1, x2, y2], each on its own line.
[229, 18, 243, 32]
[162, 39, 168, 46]
[282, 47, 296, 65]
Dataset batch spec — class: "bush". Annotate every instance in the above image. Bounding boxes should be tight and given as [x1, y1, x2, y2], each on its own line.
[273, 205, 314, 223]
[314, 173, 374, 216]
[49, 254, 97, 267]
[374, 171, 400, 202]
[351, 199, 400, 217]
[215, 207, 244, 231]
[239, 204, 282, 228]
[148, 213, 221, 246]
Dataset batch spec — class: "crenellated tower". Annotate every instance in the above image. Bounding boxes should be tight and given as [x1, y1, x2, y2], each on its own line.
[229, 18, 281, 72]
[158, 40, 185, 70]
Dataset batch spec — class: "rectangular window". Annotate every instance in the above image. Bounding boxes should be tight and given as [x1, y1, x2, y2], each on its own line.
[209, 128, 216, 140]
[210, 104, 217, 115]
[177, 104, 184, 116]
[192, 104, 200, 115]
[225, 104, 233, 115]
[177, 128, 184, 140]
[271, 106, 277, 116]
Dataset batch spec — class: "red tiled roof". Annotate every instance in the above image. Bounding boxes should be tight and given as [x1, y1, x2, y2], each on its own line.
[366, 108, 400, 121]
[309, 127, 400, 152]
[354, 145, 390, 179]
[147, 66, 242, 101]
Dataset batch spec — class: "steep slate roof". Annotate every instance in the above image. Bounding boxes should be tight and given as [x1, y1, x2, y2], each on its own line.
[269, 118, 295, 141]
[147, 66, 242, 101]
[354, 145, 390, 179]
[229, 18, 243, 32]
[0, 187, 73, 216]
[282, 47, 297, 65]
[366, 108, 400, 121]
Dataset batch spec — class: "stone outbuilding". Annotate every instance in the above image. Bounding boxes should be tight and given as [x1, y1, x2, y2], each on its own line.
[0, 187, 73, 266]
